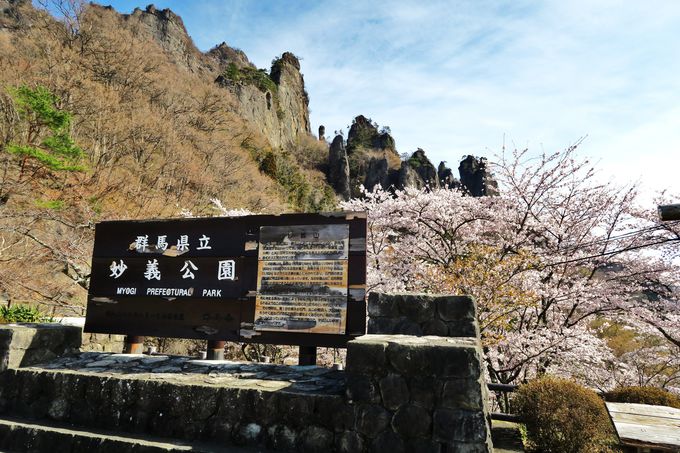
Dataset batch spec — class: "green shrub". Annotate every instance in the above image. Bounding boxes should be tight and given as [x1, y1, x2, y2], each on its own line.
[0, 304, 53, 323]
[604, 386, 680, 409]
[35, 198, 65, 210]
[242, 139, 336, 212]
[513, 376, 617, 453]
[222, 63, 278, 95]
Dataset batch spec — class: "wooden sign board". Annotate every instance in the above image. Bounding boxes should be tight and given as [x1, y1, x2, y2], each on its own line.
[84, 212, 367, 348]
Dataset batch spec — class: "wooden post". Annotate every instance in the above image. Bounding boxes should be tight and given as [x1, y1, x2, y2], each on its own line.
[298, 346, 317, 366]
[206, 340, 226, 360]
[658, 204, 680, 221]
[124, 335, 144, 354]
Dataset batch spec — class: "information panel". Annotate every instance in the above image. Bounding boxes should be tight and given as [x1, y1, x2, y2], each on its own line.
[255, 224, 349, 333]
[84, 212, 366, 347]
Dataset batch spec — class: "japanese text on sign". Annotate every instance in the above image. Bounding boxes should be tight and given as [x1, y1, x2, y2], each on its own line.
[255, 224, 349, 334]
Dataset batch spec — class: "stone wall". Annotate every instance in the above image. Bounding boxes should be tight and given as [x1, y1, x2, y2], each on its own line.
[0, 365, 352, 451]
[0, 334, 493, 452]
[367, 293, 480, 338]
[0, 323, 81, 372]
[80, 332, 125, 353]
[346, 335, 493, 452]
[0, 323, 124, 372]
[0, 294, 493, 451]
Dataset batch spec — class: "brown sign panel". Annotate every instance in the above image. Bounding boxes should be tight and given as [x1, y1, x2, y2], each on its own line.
[84, 212, 366, 348]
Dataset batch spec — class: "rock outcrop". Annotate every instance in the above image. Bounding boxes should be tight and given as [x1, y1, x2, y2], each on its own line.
[397, 160, 426, 190]
[459, 155, 499, 196]
[437, 161, 460, 189]
[215, 52, 310, 149]
[331, 116, 401, 197]
[347, 115, 395, 153]
[324, 116, 498, 199]
[399, 148, 440, 189]
[117, 5, 310, 150]
[122, 5, 208, 74]
[206, 42, 254, 70]
[327, 135, 351, 200]
[269, 52, 311, 147]
[364, 158, 391, 192]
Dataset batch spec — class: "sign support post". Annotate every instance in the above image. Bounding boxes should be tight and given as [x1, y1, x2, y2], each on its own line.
[298, 345, 317, 365]
[124, 335, 144, 354]
[206, 340, 226, 360]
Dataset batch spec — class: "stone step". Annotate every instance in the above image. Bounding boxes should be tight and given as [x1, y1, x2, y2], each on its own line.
[491, 420, 525, 452]
[0, 415, 271, 452]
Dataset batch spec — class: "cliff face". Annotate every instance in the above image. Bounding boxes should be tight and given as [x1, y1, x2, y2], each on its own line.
[207, 42, 254, 70]
[120, 5, 311, 150]
[329, 115, 402, 197]
[270, 53, 311, 148]
[217, 52, 310, 149]
[121, 5, 209, 74]
[459, 155, 499, 196]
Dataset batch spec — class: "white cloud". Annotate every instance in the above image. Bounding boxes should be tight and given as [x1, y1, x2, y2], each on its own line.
[116, 0, 680, 197]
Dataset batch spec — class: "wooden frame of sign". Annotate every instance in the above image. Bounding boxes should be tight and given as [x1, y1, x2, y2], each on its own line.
[84, 212, 367, 348]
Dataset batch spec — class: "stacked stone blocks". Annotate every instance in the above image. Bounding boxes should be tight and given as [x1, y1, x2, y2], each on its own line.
[0, 323, 124, 372]
[0, 368, 354, 452]
[367, 293, 480, 338]
[0, 324, 81, 372]
[80, 331, 125, 353]
[346, 335, 492, 452]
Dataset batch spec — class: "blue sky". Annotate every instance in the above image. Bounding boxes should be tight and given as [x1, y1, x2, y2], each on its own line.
[102, 1, 680, 198]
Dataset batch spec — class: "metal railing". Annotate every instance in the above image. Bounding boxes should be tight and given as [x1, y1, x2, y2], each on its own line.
[487, 382, 521, 422]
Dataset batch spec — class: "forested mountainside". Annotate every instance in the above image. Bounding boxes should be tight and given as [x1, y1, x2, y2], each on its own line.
[0, 1, 330, 310]
[1, 1, 330, 214]
[0, 1, 495, 310]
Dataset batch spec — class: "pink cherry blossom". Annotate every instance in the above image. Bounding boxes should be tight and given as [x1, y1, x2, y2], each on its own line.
[343, 144, 680, 393]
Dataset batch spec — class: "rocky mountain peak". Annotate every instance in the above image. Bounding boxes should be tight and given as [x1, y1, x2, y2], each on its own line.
[273, 51, 301, 72]
[270, 52, 304, 89]
[347, 115, 395, 154]
[214, 51, 310, 149]
[348, 114, 374, 134]
[113, 4, 310, 150]
[328, 135, 351, 200]
[438, 161, 460, 189]
[122, 4, 203, 72]
[138, 4, 183, 23]
[206, 42, 254, 70]
[324, 116, 498, 200]
[459, 155, 499, 196]
[402, 148, 439, 189]
[127, 4, 189, 38]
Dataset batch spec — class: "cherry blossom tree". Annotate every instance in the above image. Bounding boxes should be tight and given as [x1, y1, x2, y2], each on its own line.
[343, 144, 680, 392]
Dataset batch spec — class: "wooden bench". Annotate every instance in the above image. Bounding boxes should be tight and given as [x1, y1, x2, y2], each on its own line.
[606, 402, 680, 452]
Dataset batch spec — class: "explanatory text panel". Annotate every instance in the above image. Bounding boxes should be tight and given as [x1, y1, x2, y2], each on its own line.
[255, 224, 349, 334]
